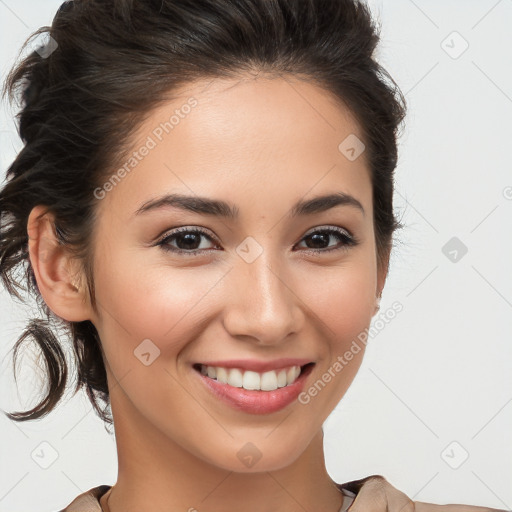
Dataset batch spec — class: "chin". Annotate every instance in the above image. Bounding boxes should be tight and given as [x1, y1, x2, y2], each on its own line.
[198, 435, 311, 474]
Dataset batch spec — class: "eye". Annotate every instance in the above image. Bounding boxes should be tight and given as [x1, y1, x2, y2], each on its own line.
[295, 226, 359, 254]
[155, 225, 359, 257]
[156, 227, 218, 256]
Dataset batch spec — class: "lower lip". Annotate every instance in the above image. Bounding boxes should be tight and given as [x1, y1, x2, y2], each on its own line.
[193, 364, 314, 415]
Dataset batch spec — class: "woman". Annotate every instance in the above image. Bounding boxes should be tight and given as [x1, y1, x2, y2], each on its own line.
[0, 1, 506, 511]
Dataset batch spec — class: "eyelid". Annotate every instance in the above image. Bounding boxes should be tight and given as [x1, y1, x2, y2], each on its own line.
[303, 224, 353, 238]
[154, 225, 219, 246]
[155, 224, 360, 255]
[155, 224, 354, 242]
[295, 225, 360, 253]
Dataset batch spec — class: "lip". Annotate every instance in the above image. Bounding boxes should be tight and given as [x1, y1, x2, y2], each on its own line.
[195, 358, 314, 373]
[193, 362, 315, 415]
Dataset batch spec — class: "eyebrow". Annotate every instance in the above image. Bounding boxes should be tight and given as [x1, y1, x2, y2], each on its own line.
[134, 192, 365, 219]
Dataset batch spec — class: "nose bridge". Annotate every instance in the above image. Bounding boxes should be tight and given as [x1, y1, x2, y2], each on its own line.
[223, 242, 302, 343]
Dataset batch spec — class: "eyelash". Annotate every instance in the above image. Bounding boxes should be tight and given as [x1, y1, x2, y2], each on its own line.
[155, 226, 360, 257]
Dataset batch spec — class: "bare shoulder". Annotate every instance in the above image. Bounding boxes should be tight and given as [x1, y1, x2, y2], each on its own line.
[414, 501, 509, 512]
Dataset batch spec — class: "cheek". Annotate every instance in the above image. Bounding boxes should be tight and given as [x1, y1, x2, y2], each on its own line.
[90, 257, 218, 430]
[94, 243, 376, 366]
[92, 247, 225, 368]
[294, 262, 376, 404]
[299, 260, 376, 342]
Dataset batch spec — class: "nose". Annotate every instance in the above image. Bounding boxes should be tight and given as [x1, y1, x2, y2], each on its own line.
[222, 252, 305, 346]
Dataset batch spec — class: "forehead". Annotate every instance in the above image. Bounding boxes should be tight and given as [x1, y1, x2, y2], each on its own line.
[97, 75, 372, 219]
[159, 75, 366, 157]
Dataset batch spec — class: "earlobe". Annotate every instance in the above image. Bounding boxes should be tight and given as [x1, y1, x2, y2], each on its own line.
[373, 296, 381, 316]
[27, 205, 92, 322]
[374, 247, 391, 313]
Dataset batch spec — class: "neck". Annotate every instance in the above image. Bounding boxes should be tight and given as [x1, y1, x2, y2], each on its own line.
[106, 390, 345, 512]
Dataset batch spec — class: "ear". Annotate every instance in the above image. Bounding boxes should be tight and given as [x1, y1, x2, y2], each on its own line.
[374, 246, 391, 315]
[27, 205, 93, 322]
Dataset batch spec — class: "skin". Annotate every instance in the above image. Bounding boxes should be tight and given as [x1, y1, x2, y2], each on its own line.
[25, 76, 504, 512]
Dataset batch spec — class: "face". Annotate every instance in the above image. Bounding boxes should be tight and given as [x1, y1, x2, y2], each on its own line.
[88, 75, 384, 472]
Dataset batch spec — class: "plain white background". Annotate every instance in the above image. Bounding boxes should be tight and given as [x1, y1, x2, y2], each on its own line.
[0, 1, 511, 511]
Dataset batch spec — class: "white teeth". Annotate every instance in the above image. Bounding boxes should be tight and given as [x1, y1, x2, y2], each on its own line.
[199, 364, 303, 391]
[261, 370, 278, 391]
[228, 368, 243, 387]
[243, 370, 261, 390]
[216, 366, 228, 384]
[279, 369, 288, 387]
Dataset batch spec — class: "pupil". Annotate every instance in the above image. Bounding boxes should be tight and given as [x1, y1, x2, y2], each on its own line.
[179, 233, 200, 250]
[176, 232, 332, 251]
[308, 233, 328, 249]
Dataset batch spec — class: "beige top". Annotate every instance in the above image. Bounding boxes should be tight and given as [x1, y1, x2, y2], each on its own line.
[56, 483, 357, 512]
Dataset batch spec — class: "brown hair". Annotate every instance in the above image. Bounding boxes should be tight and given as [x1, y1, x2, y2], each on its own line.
[0, 0, 406, 427]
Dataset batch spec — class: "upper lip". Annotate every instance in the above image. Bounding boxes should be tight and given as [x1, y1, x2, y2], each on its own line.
[195, 358, 315, 373]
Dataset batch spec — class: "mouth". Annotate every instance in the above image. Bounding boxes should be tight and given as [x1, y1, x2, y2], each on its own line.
[192, 362, 315, 391]
[192, 362, 316, 414]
